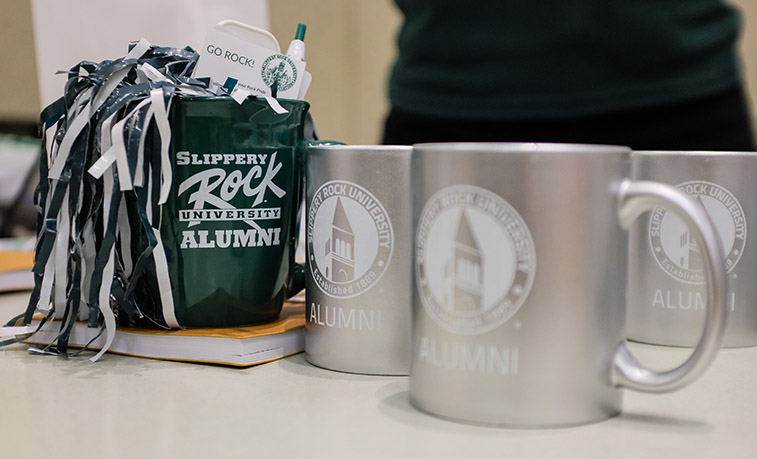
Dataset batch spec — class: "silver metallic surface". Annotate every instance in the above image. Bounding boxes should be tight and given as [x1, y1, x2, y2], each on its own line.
[628, 151, 756, 347]
[305, 145, 412, 375]
[613, 179, 727, 391]
[409, 143, 727, 427]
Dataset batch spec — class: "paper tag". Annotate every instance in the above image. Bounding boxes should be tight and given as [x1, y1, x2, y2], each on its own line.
[193, 25, 306, 99]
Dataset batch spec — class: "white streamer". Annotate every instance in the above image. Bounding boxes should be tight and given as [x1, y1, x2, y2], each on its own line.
[112, 115, 132, 190]
[144, 161, 179, 328]
[0, 326, 37, 338]
[78, 220, 97, 321]
[149, 89, 172, 204]
[87, 113, 117, 178]
[134, 105, 154, 187]
[232, 88, 251, 104]
[72, 147, 88, 321]
[90, 169, 117, 362]
[125, 38, 152, 60]
[153, 234, 179, 328]
[51, 59, 141, 180]
[36, 180, 58, 315]
[263, 96, 289, 114]
[90, 245, 116, 362]
[90, 66, 132, 113]
[88, 147, 117, 179]
[52, 188, 71, 319]
[48, 88, 94, 179]
[110, 97, 153, 189]
[138, 62, 168, 83]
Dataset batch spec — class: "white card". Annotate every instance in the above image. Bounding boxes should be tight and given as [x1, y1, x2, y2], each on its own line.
[193, 24, 306, 99]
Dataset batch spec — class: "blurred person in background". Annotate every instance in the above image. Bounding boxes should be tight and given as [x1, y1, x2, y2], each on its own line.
[382, 0, 756, 150]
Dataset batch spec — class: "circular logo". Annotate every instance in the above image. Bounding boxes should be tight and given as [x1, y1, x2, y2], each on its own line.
[649, 180, 746, 284]
[261, 54, 298, 92]
[308, 180, 393, 298]
[416, 185, 536, 335]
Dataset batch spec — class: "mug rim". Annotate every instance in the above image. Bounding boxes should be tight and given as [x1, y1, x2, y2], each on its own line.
[308, 144, 412, 152]
[175, 94, 310, 106]
[412, 142, 630, 154]
[633, 150, 757, 157]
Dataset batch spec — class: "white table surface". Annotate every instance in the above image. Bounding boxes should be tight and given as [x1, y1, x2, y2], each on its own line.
[1, 290, 756, 458]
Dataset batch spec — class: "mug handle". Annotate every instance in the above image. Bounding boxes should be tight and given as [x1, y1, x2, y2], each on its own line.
[286, 139, 345, 296]
[612, 179, 728, 392]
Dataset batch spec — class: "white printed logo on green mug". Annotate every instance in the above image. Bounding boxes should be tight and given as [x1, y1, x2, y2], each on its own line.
[650, 180, 746, 284]
[308, 180, 394, 298]
[415, 185, 536, 335]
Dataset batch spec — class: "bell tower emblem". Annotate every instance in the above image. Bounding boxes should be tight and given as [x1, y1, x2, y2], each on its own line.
[446, 210, 483, 312]
[325, 197, 355, 282]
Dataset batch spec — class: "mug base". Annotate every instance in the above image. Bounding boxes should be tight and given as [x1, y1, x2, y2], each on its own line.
[628, 336, 757, 349]
[304, 353, 409, 377]
[408, 396, 622, 429]
[180, 289, 285, 328]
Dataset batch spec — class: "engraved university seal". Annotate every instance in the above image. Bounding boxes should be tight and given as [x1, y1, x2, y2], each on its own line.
[416, 185, 536, 335]
[649, 180, 746, 284]
[308, 180, 393, 298]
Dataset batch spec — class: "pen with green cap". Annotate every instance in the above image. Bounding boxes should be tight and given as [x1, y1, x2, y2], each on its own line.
[287, 23, 307, 61]
[287, 23, 311, 99]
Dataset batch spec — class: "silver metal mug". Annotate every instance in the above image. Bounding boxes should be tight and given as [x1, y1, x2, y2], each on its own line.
[628, 151, 756, 347]
[305, 145, 412, 375]
[410, 143, 727, 427]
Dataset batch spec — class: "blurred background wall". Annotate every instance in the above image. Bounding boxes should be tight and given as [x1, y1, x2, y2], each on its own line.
[0, 0, 40, 136]
[0, 0, 755, 145]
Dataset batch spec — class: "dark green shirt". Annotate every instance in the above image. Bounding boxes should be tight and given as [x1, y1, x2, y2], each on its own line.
[389, 0, 742, 119]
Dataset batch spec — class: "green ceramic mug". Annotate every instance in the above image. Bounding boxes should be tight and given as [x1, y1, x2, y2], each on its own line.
[160, 96, 313, 327]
